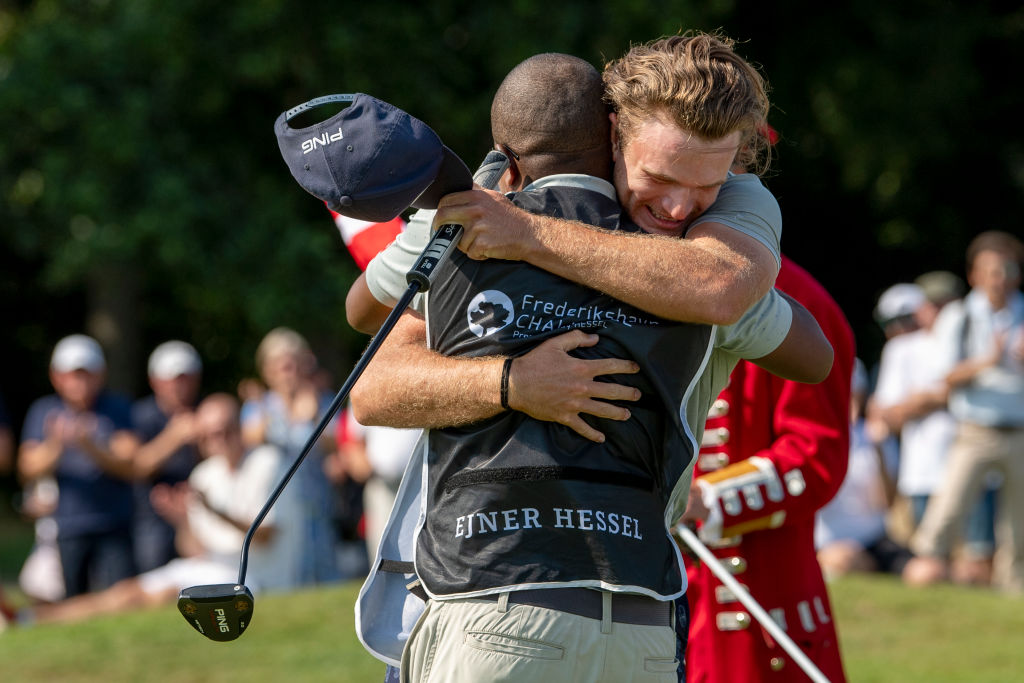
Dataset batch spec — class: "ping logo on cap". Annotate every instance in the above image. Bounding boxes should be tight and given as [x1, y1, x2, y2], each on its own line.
[275, 93, 472, 223]
[301, 127, 344, 155]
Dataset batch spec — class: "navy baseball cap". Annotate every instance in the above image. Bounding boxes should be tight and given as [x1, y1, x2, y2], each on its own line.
[274, 93, 472, 222]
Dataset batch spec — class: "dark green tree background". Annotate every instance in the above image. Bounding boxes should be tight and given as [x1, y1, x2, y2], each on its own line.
[1, 0, 1022, 446]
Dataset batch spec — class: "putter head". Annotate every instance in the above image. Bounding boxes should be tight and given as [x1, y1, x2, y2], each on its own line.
[177, 583, 254, 642]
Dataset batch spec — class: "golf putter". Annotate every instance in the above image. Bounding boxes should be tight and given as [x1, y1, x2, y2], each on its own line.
[177, 150, 510, 641]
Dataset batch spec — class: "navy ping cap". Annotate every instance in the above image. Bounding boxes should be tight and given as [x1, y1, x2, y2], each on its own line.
[274, 93, 472, 222]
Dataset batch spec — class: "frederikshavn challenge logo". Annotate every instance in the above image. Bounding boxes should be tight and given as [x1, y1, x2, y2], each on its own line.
[467, 290, 515, 337]
[466, 290, 660, 339]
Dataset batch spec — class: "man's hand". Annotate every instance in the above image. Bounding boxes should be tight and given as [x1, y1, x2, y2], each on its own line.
[507, 330, 641, 443]
[675, 482, 711, 562]
[151, 482, 190, 528]
[164, 412, 198, 448]
[134, 411, 197, 480]
[434, 187, 540, 261]
[47, 412, 95, 448]
[351, 315, 644, 443]
[947, 330, 1008, 388]
[679, 481, 711, 527]
[292, 384, 320, 423]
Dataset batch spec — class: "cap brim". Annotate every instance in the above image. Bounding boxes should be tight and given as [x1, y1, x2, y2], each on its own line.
[52, 357, 105, 373]
[410, 145, 473, 210]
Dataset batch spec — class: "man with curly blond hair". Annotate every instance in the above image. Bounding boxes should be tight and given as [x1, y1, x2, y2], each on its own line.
[352, 31, 781, 338]
[351, 31, 789, 441]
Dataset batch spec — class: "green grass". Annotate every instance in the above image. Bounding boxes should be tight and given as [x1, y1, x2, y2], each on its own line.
[829, 573, 1024, 682]
[0, 582, 385, 683]
[1, 574, 1022, 681]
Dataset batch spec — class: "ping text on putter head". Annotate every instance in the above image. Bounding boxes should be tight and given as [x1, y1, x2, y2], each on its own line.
[177, 94, 507, 641]
[177, 583, 254, 642]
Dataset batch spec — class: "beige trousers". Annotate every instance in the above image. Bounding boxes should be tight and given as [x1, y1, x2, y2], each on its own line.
[912, 422, 1024, 592]
[400, 594, 678, 683]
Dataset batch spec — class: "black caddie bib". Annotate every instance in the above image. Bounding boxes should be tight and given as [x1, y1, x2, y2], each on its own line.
[418, 183, 714, 599]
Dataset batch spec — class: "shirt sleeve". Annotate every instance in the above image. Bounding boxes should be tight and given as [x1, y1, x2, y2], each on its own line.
[364, 209, 434, 313]
[929, 300, 967, 374]
[689, 173, 782, 268]
[872, 337, 911, 408]
[21, 397, 55, 443]
[715, 288, 793, 359]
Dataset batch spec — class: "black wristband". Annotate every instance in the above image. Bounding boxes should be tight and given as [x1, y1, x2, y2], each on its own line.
[500, 357, 514, 410]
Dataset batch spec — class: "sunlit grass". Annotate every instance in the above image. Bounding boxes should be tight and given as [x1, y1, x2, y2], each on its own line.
[829, 573, 1024, 682]
[0, 582, 385, 683]
[1, 573, 1022, 681]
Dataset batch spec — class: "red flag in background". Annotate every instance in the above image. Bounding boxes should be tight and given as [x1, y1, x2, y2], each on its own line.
[329, 207, 405, 271]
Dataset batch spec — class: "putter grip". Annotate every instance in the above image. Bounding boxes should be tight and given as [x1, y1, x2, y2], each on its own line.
[405, 150, 509, 292]
[406, 223, 463, 291]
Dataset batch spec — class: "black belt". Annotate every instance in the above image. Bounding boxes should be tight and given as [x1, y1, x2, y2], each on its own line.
[477, 587, 672, 627]
[391, 560, 671, 627]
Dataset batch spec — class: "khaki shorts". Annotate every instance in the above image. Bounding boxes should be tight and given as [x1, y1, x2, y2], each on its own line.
[400, 593, 679, 683]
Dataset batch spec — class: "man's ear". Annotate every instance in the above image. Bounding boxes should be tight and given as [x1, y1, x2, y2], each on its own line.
[499, 157, 522, 193]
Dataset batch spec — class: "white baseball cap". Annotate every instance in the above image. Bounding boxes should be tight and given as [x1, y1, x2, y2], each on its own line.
[874, 283, 926, 324]
[148, 340, 202, 379]
[50, 334, 106, 373]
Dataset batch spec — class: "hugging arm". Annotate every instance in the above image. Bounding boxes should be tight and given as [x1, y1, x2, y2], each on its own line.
[349, 312, 506, 429]
[346, 273, 394, 335]
[436, 188, 776, 326]
[749, 294, 834, 384]
[349, 313, 640, 443]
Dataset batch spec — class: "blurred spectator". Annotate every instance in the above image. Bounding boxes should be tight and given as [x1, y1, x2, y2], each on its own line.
[874, 282, 926, 340]
[236, 376, 266, 405]
[241, 327, 341, 585]
[869, 276, 958, 515]
[905, 231, 1024, 593]
[2, 394, 302, 627]
[816, 359, 912, 579]
[334, 410, 421, 567]
[17, 335, 140, 597]
[131, 341, 203, 573]
[867, 280, 926, 465]
[916, 270, 968, 317]
[871, 272, 998, 583]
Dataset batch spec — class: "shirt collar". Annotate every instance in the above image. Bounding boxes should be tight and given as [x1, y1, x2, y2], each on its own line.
[521, 174, 617, 201]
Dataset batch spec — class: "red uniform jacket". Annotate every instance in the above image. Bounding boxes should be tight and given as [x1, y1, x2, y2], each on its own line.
[685, 256, 855, 682]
